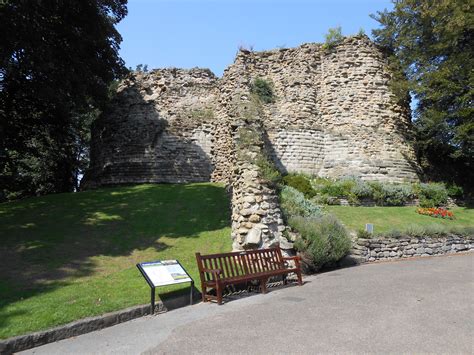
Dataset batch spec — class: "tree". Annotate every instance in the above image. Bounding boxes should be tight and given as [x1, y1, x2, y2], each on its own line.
[371, 0, 473, 188]
[0, 0, 128, 200]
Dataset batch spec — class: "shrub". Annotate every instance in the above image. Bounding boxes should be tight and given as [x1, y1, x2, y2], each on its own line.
[368, 181, 384, 205]
[290, 215, 351, 272]
[250, 77, 275, 104]
[377, 224, 474, 238]
[351, 178, 372, 199]
[367, 181, 414, 206]
[255, 155, 281, 185]
[283, 174, 316, 198]
[382, 183, 414, 206]
[320, 176, 355, 198]
[280, 186, 322, 220]
[310, 177, 333, 190]
[356, 229, 372, 239]
[416, 183, 448, 207]
[446, 183, 463, 198]
[322, 26, 344, 49]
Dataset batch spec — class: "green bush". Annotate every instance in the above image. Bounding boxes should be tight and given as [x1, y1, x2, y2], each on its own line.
[322, 26, 344, 49]
[290, 215, 351, 272]
[283, 174, 316, 198]
[381, 183, 414, 206]
[416, 183, 448, 207]
[320, 177, 355, 197]
[446, 183, 463, 198]
[379, 224, 474, 238]
[356, 229, 372, 239]
[280, 186, 322, 220]
[303, 176, 454, 207]
[351, 178, 372, 199]
[250, 77, 275, 104]
[255, 155, 282, 185]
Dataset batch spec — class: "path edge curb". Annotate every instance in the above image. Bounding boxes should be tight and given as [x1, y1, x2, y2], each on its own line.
[0, 290, 200, 354]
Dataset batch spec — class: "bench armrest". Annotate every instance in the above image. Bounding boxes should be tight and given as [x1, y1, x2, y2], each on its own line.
[282, 255, 301, 268]
[282, 256, 301, 261]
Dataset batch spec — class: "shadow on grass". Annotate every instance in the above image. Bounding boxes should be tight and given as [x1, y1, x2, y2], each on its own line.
[0, 183, 230, 330]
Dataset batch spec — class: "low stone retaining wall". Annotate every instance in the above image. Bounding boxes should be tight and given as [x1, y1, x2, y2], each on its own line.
[351, 235, 474, 262]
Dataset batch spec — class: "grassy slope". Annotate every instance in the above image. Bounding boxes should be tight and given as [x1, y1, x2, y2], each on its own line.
[0, 183, 231, 339]
[326, 206, 474, 234]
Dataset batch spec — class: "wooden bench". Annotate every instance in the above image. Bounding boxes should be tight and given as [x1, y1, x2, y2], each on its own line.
[195, 247, 302, 305]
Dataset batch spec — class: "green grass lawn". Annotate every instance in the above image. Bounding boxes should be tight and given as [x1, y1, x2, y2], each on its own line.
[326, 205, 474, 234]
[0, 183, 231, 339]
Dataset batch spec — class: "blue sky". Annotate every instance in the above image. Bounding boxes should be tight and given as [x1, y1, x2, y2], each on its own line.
[117, 0, 394, 76]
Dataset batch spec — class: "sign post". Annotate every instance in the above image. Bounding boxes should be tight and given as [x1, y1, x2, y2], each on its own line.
[137, 260, 194, 314]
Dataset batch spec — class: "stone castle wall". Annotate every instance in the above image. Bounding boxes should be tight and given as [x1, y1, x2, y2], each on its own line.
[222, 37, 418, 182]
[83, 35, 420, 189]
[85, 68, 220, 187]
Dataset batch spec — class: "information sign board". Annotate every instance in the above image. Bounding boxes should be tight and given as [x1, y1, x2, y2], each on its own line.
[139, 260, 192, 287]
[137, 260, 194, 314]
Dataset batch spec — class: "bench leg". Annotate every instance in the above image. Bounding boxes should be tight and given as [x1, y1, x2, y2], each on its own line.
[296, 270, 303, 286]
[260, 278, 268, 294]
[201, 285, 208, 302]
[216, 282, 223, 305]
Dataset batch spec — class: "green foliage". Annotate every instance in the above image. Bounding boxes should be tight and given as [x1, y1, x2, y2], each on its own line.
[250, 77, 275, 104]
[255, 155, 282, 185]
[135, 64, 149, 72]
[380, 224, 474, 239]
[282, 174, 316, 198]
[310, 176, 450, 207]
[368, 181, 415, 206]
[322, 26, 344, 49]
[446, 183, 464, 198]
[290, 215, 351, 272]
[327, 205, 474, 235]
[357, 28, 366, 36]
[356, 229, 372, 239]
[0, 0, 128, 201]
[371, 0, 474, 188]
[235, 127, 281, 185]
[415, 183, 448, 208]
[280, 186, 322, 220]
[351, 178, 372, 198]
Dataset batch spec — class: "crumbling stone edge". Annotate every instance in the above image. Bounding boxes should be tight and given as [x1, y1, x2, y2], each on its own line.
[0, 290, 200, 354]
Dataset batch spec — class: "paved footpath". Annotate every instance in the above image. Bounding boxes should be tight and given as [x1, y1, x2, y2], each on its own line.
[23, 254, 473, 354]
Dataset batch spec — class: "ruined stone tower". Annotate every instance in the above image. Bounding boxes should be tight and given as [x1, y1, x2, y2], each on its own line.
[83, 35, 420, 250]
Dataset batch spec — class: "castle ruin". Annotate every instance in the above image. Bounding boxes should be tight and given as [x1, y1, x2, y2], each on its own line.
[83, 35, 420, 251]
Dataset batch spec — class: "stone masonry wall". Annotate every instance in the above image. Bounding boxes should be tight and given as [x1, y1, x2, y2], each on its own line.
[352, 235, 474, 262]
[83, 68, 221, 188]
[84, 35, 421, 188]
[221, 36, 419, 182]
[230, 123, 286, 251]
